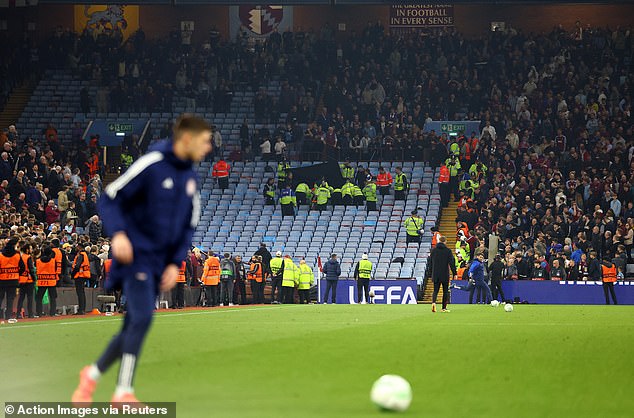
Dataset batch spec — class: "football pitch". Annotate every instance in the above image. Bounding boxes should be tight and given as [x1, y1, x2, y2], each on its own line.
[3, 304, 634, 417]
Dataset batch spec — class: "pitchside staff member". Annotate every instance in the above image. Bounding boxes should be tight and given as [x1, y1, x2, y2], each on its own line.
[426, 235, 456, 313]
[72, 115, 212, 405]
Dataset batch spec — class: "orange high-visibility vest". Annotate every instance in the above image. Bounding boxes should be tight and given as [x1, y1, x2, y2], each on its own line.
[36, 258, 58, 287]
[602, 265, 617, 283]
[18, 254, 33, 284]
[457, 266, 466, 280]
[52, 248, 63, 275]
[248, 262, 263, 283]
[432, 232, 441, 248]
[202, 257, 221, 286]
[376, 172, 393, 187]
[176, 261, 187, 283]
[104, 259, 112, 280]
[73, 251, 91, 279]
[212, 161, 230, 178]
[0, 253, 21, 281]
[439, 165, 450, 183]
[464, 142, 472, 161]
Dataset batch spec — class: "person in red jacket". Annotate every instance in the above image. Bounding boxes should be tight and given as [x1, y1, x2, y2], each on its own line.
[212, 158, 231, 190]
[376, 166, 393, 196]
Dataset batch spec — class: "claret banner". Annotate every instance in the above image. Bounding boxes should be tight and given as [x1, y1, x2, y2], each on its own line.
[390, 4, 454, 29]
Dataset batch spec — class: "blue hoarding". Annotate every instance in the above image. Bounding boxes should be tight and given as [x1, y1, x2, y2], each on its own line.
[319, 279, 417, 304]
[450, 280, 634, 305]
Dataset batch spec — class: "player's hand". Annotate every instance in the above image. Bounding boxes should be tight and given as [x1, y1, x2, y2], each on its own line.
[112, 232, 134, 265]
[160, 264, 179, 292]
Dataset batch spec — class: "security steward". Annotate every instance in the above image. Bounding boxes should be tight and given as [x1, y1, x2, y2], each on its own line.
[35, 245, 59, 317]
[315, 182, 331, 211]
[354, 253, 373, 304]
[280, 183, 297, 217]
[363, 176, 377, 212]
[404, 209, 424, 244]
[281, 255, 299, 304]
[601, 259, 618, 305]
[297, 259, 313, 304]
[201, 254, 221, 307]
[172, 261, 187, 309]
[269, 251, 284, 304]
[264, 178, 276, 206]
[438, 162, 450, 208]
[394, 167, 408, 201]
[212, 158, 231, 190]
[342, 180, 354, 206]
[16, 241, 37, 318]
[72, 245, 91, 315]
[0, 237, 26, 320]
[295, 182, 312, 206]
[247, 255, 265, 304]
[444, 155, 461, 201]
[352, 183, 365, 207]
[277, 158, 291, 188]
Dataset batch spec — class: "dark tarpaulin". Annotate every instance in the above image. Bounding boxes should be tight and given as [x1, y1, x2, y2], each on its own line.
[289, 161, 344, 188]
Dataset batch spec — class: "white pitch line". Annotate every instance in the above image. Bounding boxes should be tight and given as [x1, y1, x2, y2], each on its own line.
[0, 306, 289, 331]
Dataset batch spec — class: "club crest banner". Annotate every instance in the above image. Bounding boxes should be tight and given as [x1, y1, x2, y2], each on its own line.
[74, 5, 139, 40]
[230, 5, 293, 40]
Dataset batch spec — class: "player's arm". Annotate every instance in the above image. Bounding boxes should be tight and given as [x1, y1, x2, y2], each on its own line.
[449, 252, 457, 278]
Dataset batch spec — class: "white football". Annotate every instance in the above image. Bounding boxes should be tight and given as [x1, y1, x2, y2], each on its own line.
[490, 300, 500, 307]
[370, 374, 412, 412]
[504, 303, 514, 312]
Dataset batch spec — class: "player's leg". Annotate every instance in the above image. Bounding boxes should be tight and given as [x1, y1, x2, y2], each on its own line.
[441, 281, 449, 311]
[48, 287, 57, 316]
[431, 280, 440, 310]
[602, 283, 610, 304]
[609, 283, 617, 305]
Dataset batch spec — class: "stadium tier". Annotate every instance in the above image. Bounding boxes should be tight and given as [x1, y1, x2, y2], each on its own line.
[194, 161, 440, 283]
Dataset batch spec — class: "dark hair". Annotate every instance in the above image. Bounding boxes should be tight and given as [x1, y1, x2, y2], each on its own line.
[173, 114, 212, 140]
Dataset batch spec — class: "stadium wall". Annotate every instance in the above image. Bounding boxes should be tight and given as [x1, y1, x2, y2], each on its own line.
[3, 4, 634, 42]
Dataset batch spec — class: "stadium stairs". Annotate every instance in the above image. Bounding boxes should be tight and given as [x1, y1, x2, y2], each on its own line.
[421, 200, 458, 304]
[0, 81, 34, 129]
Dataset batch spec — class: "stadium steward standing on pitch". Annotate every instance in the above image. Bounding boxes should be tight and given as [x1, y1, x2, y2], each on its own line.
[220, 253, 236, 306]
[426, 235, 456, 313]
[72, 115, 211, 405]
[354, 253, 372, 304]
[71, 245, 91, 315]
[322, 253, 341, 304]
[269, 250, 284, 304]
[601, 259, 618, 305]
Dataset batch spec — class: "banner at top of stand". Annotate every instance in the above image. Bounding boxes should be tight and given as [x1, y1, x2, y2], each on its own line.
[390, 4, 454, 29]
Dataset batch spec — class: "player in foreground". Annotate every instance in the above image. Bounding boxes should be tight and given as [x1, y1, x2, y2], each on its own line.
[72, 115, 212, 405]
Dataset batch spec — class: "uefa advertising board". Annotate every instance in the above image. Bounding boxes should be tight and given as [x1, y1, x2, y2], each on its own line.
[319, 280, 418, 305]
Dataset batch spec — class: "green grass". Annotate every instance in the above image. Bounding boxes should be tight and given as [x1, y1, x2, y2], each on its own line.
[2, 305, 634, 417]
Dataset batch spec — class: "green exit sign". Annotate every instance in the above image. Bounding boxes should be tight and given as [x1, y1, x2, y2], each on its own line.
[440, 123, 465, 133]
[108, 123, 134, 133]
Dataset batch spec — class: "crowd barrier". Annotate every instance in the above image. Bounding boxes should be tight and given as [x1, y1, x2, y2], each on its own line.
[450, 280, 634, 305]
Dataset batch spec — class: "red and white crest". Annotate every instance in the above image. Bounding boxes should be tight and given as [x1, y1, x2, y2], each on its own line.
[239, 5, 283, 36]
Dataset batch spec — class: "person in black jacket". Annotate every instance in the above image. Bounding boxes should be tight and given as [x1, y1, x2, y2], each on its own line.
[254, 243, 272, 275]
[488, 255, 505, 302]
[426, 235, 456, 312]
[587, 251, 601, 281]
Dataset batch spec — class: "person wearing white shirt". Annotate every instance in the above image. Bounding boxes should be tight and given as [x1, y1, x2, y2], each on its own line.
[260, 138, 271, 161]
[481, 121, 496, 142]
[274, 137, 286, 157]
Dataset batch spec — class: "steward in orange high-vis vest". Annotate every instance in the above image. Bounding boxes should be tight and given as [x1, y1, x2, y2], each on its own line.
[72, 248, 91, 315]
[0, 237, 26, 320]
[439, 164, 450, 208]
[248, 255, 265, 304]
[431, 228, 441, 249]
[212, 159, 231, 190]
[601, 261, 618, 305]
[35, 246, 59, 317]
[16, 242, 37, 319]
[376, 167, 393, 196]
[201, 255, 220, 307]
[171, 261, 187, 309]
